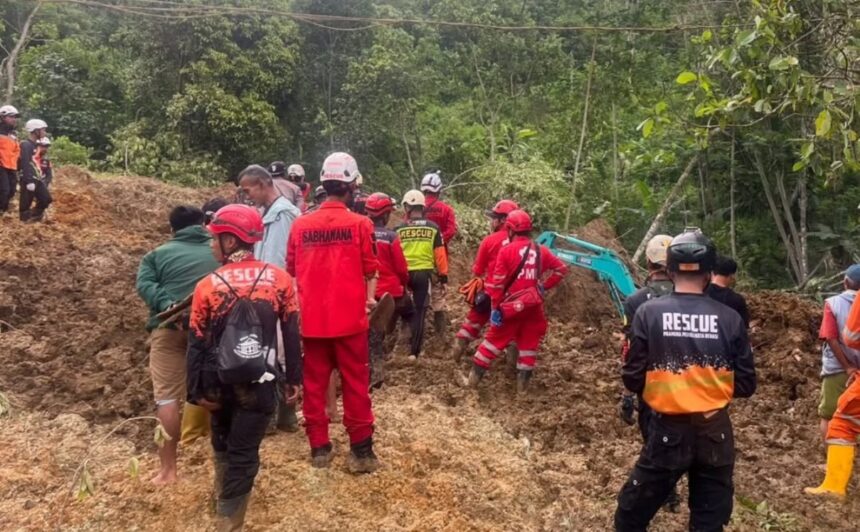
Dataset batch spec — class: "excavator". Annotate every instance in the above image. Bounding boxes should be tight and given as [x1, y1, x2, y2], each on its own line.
[536, 231, 637, 319]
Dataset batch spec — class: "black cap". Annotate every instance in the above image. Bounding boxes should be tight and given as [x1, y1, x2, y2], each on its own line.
[667, 228, 717, 273]
[268, 161, 286, 177]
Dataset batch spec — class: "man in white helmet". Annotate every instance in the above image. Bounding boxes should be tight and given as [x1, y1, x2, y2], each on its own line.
[18, 118, 52, 222]
[267, 161, 305, 212]
[618, 233, 679, 513]
[396, 189, 449, 359]
[0, 105, 20, 214]
[420, 171, 457, 338]
[287, 151, 380, 473]
[287, 163, 311, 211]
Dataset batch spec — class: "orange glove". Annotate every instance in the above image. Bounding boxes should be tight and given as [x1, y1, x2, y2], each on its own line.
[458, 277, 484, 305]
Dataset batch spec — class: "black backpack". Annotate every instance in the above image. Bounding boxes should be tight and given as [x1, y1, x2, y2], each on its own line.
[212, 265, 272, 385]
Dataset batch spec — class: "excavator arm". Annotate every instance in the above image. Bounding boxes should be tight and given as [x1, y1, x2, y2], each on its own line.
[536, 231, 637, 319]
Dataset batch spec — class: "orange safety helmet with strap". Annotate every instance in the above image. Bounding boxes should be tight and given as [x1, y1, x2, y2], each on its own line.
[505, 209, 533, 233]
[365, 192, 395, 217]
[488, 199, 519, 218]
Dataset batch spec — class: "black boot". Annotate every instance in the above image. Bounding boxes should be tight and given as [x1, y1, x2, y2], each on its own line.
[311, 442, 334, 469]
[347, 437, 379, 474]
[275, 400, 299, 432]
[516, 370, 533, 394]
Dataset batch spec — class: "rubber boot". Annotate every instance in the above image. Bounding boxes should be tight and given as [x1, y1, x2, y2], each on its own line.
[211, 452, 228, 513]
[180, 403, 211, 446]
[452, 337, 469, 362]
[505, 344, 519, 370]
[434, 311, 448, 339]
[516, 370, 533, 394]
[311, 442, 334, 469]
[216, 493, 250, 532]
[804, 445, 855, 498]
[467, 365, 486, 388]
[347, 437, 379, 474]
[276, 399, 299, 433]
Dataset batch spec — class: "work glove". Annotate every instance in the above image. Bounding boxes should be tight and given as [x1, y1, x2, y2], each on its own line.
[490, 309, 503, 328]
[620, 394, 636, 426]
[25, 182, 36, 192]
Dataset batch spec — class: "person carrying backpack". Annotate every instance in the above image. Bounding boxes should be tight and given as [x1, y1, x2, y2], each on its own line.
[465, 209, 568, 393]
[34, 137, 53, 188]
[187, 204, 301, 531]
[287, 152, 380, 473]
[420, 172, 458, 337]
[18, 118, 53, 222]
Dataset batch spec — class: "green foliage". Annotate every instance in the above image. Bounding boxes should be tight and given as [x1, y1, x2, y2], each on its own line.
[50, 136, 91, 167]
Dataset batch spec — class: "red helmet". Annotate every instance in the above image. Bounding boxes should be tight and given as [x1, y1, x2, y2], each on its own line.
[505, 209, 533, 233]
[208, 204, 264, 244]
[488, 199, 519, 218]
[365, 192, 394, 217]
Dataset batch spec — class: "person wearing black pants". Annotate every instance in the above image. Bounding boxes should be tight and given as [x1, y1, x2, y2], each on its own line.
[0, 105, 20, 214]
[407, 270, 433, 357]
[18, 119, 52, 222]
[615, 229, 755, 532]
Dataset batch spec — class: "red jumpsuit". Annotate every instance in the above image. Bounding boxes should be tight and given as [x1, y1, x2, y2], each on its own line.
[473, 237, 568, 371]
[287, 201, 378, 449]
[425, 195, 458, 245]
[455, 228, 509, 342]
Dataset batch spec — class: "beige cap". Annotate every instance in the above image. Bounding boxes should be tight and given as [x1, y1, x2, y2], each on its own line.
[646, 234, 674, 266]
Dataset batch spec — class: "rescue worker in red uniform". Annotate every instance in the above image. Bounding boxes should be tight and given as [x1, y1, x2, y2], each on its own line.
[365, 192, 411, 389]
[466, 210, 568, 392]
[0, 105, 21, 215]
[421, 172, 458, 336]
[615, 228, 756, 532]
[287, 151, 380, 473]
[186, 204, 301, 532]
[453, 199, 519, 361]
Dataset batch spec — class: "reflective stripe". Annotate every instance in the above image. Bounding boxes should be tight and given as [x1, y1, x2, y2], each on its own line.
[475, 352, 493, 365]
[516, 362, 535, 370]
[834, 413, 860, 427]
[480, 340, 501, 355]
[485, 283, 502, 289]
[464, 320, 481, 329]
[825, 438, 857, 446]
[843, 325, 860, 343]
[456, 329, 476, 341]
[518, 350, 538, 357]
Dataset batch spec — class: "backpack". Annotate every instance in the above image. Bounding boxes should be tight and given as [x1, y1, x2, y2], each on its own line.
[212, 265, 272, 385]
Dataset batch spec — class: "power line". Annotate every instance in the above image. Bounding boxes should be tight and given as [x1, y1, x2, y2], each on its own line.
[46, 0, 753, 33]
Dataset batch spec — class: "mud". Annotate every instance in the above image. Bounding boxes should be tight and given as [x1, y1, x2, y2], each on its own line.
[0, 172, 857, 530]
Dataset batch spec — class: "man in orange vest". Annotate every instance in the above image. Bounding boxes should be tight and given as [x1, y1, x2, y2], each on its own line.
[0, 105, 20, 215]
[806, 270, 860, 498]
[615, 228, 756, 532]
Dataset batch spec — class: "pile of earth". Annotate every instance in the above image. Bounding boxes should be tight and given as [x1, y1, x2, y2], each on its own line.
[0, 171, 858, 530]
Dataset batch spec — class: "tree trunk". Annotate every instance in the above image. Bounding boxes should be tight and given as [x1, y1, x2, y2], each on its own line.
[401, 125, 416, 188]
[612, 103, 619, 202]
[3, 1, 42, 101]
[751, 149, 803, 283]
[631, 154, 700, 265]
[563, 37, 597, 233]
[729, 133, 737, 258]
[799, 174, 809, 282]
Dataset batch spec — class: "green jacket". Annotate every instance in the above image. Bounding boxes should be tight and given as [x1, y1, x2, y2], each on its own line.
[136, 225, 220, 331]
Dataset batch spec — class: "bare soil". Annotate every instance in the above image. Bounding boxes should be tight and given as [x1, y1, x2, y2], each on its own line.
[0, 170, 856, 531]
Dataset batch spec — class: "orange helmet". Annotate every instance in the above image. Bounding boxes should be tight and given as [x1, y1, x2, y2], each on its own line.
[505, 209, 533, 233]
[208, 204, 264, 244]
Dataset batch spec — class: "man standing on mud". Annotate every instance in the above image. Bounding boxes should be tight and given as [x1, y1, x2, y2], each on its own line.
[136, 206, 220, 485]
[287, 152, 380, 473]
[615, 228, 756, 532]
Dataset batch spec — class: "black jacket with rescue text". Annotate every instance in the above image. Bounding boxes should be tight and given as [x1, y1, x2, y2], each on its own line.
[623, 292, 756, 415]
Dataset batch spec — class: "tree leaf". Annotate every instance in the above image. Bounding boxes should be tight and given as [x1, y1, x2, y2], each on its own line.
[701, 30, 713, 43]
[654, 101, 668, 114]
[153, 423, 172, 448]
[801, 142, 814, 159]
[791, 160, 807, 172]
[637, 118, 655, 138]
[676, 71, 698, 85]
[128, 457, 140, 479]
[768, 56, 794, 71]
[736, 29, 758, 47]
[815, 110, 832, 137]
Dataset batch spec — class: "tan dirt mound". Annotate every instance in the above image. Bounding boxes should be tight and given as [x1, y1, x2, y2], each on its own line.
[1, 173, 858, 530]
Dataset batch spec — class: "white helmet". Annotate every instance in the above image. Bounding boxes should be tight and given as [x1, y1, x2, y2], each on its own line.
[420, 172, 443, 193]
[645, 234, 674, 266]
[287, 164, 305, 179]
[0, 105, 20, 117]
[36, 137, 52, 146]
[402, 189, 426, 207]
[320, 152, 361, 183]
[25, 119, 48, 133]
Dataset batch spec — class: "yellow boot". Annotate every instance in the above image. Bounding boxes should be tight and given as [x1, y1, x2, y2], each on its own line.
[180, 403, 211, 446]
[804, 445, 855, 498]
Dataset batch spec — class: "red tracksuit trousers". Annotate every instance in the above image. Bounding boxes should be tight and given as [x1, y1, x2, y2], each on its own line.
[456, 307, 490, 342]
[473, 310, 548, 371]
[302, 332, 375, 448]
